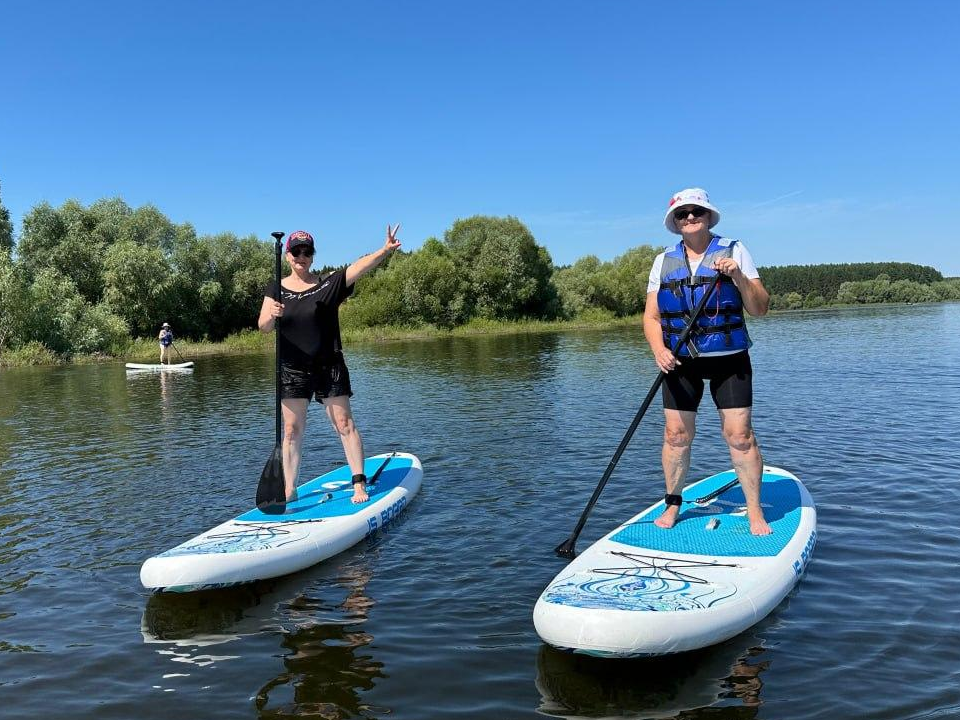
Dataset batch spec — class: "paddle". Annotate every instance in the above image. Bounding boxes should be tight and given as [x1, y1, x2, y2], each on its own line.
[171, 342, 186, 364]
[554, 274, 723, 559]
[256, 231, 287, 512]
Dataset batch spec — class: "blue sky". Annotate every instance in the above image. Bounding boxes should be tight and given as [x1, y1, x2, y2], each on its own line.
[2, 0, 958, 275]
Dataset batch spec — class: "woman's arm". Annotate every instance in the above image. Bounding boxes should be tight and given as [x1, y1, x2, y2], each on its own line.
[644, 291, 681, 372]
[258, 296, 283, 332]
[345, 224, 401, 286]
[713, 258, 770, 316]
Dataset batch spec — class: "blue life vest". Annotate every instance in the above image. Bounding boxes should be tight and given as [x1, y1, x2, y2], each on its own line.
[160, 331, 173, 347]
[656, 235, 752, 358]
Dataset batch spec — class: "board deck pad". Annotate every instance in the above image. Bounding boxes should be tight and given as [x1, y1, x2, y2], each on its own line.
[238, 456, 414, 523]
[610, 471, 801, 557]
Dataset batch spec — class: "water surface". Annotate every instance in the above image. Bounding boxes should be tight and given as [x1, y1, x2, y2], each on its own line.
[1, 304, 959, 719]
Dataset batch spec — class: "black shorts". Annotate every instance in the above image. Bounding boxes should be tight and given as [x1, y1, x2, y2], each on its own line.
[280, 353, 353, 402]
[662, 351, 753, 412]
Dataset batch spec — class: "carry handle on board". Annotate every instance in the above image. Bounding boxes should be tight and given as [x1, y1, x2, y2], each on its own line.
[554, 274, 723, 559]
[256, 231, 287, 512]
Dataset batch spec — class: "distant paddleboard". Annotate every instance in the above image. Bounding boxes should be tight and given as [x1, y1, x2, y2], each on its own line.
[141, 452, 422, 592]
[534, 466, 816, 657]
[126, 362, 195, 371]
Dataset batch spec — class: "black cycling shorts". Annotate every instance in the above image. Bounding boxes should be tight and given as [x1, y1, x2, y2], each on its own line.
[662, 351, 753, 412]
[280, 353, 353, 402]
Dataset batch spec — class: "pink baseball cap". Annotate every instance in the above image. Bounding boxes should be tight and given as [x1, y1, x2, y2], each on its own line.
[285, 230, 315, 252]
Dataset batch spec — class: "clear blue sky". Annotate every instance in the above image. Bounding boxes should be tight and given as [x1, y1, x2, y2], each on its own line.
[2, 0, 958, 275]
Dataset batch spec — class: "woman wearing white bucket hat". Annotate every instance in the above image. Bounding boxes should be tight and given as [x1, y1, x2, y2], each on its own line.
[642, 188, 772, 535]
[158, 322, 173, 365]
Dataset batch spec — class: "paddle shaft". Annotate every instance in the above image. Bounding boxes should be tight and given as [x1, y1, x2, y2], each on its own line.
[555, 274, 723, 558]
[171, 342, 185, 363]
[273, 233, 283, 446]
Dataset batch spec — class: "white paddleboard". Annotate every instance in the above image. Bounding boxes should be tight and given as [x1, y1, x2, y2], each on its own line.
[141, 452, 422, 592]
[126, 361, 195, 370]
[534, 466, 816, 657]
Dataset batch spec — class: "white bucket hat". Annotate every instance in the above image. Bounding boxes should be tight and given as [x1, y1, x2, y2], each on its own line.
[664, 187, 721, 234]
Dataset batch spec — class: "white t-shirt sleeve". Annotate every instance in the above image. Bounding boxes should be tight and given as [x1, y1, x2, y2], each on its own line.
[732, 241, 760, 279]
[646, 253, 665, 294]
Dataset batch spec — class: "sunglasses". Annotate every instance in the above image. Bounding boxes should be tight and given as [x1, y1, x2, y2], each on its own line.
[672, 206, 709, 222]
[289, 246, 314, 258]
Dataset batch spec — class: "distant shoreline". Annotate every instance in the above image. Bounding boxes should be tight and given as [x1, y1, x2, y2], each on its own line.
[1, 300, 955, 369]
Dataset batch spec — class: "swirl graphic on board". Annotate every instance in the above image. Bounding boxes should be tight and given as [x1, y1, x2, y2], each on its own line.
[158, 522, 316, 557]
[543, 552, 740, 611]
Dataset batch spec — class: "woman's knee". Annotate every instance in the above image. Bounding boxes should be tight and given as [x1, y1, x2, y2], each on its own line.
[330, 412, 355, 437]
[664, 423, 694, 448]
[284, 418, 305, 441]
[723, 425, 756, 452]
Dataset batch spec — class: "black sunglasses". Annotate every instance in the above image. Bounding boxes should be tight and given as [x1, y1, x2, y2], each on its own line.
[672, 206, 709, 222]
[289, 246, 314, 258]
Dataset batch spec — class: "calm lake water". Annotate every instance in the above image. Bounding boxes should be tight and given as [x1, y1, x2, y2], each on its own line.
[2, 304, 959, 719]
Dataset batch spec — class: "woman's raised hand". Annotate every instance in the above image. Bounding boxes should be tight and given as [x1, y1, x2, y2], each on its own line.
[384, 223, 402, 253]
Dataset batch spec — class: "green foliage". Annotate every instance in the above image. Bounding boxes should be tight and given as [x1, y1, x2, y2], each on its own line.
[0, 180, 13, 259]
[0, 256, 28, 350]
[760, 262, 942, 299]
[553, 245, 659, 318]
[0, 341, 59, 367]
[395, 239, 472, 328]
[444, 215, 559, 320]
[836, 274, 939, 304]
[3, 189, 958, 365]
[102, 241, 173, 337]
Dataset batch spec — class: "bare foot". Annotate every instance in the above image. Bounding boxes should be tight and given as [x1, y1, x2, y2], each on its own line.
[285, 487, 298, 504]
[351, 484, 369, 504]
[654, 505, 680, 529]
[748, 509, 772, 535]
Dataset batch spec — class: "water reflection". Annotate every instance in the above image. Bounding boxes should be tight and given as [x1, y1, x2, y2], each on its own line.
[359, 332, 563, 384]
[142, 559, 384, 718]
[535, 634, 769, 719]
[253, 563, 384, 719]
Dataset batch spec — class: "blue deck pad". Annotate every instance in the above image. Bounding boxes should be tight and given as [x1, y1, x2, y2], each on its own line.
[238, 456, 414, 523]
[609, 471, 803, 557]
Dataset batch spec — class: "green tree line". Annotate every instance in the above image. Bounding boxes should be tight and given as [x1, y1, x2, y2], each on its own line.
[759, 262, 943, 299]
[1, 187, 957, 362]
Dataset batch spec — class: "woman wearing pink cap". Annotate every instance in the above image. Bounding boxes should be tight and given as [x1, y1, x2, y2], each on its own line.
[257, 225, 401, 504]
[642, 189, 772, 535]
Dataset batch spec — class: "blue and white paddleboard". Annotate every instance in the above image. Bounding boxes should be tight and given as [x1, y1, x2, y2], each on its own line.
[534, 465, 816, 657]
[126, 361, 195, 371]
[141, 452, 421, 592]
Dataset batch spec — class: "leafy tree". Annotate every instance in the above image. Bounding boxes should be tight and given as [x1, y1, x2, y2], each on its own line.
[102, 241, 173, 337]
[396, 238, 472, 328]
[444, 215, 558, 320]
[760, 262, 942, 299]
[0, 180, 13, 259]
[0, 256, 28, 350]
[553, 245, 659, 317]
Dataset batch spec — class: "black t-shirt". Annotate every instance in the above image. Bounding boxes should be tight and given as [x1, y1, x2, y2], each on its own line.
[265, 268, 354, 366]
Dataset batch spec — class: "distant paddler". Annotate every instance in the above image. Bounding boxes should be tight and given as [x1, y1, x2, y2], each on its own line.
[257, 226, 401, 504]
[643, 188, 772, 535]
[158, 322, 174, 365]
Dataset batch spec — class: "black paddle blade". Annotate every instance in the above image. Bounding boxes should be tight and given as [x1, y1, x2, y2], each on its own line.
[256, 444, 286, 514]
[554, 538, 578, 560]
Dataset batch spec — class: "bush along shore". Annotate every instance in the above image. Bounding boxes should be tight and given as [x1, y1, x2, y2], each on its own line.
[1, 191, 958, 367]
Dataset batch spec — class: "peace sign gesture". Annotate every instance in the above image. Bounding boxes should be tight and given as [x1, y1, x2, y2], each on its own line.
[384, 223, 402, 253]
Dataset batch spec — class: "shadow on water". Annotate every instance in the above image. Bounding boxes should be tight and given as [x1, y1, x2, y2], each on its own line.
[535, 634, 769, 720]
